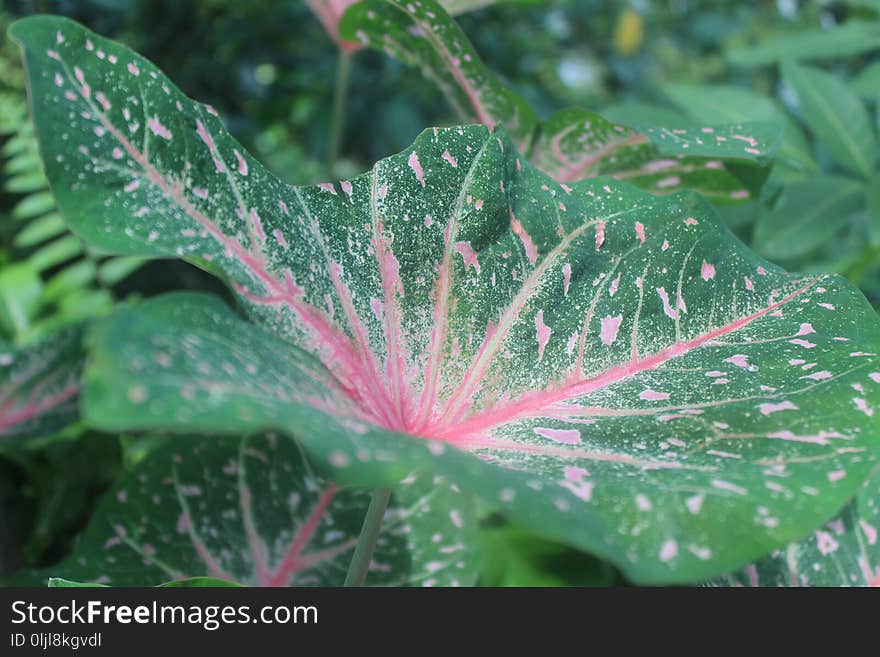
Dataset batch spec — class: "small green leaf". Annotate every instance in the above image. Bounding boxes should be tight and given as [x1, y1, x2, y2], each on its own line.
[782, 62, 877, 178]
[13, 212, 66, 248]
[44, 259, 98, 302]
[97, 255, 149, 286]
[12, 190, 55, 221]
[28, 234, 84, 273]
[0, 262, 43, 337]
[754, 176, 865, 260]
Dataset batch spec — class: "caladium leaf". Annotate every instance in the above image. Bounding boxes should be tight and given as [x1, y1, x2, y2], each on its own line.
[340, 0, 538, 146]
[714, 468, 880, 587]
[17, 434, 479, 587]
[530, 107, 781, 205]
[306, 0, 531, 50]
[0, 327, 83, 442]
[340, 0, 781, 200]
[13, 15, 880, 583]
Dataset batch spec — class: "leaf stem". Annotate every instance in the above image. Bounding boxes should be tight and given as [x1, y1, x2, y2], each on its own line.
[326, 49, 353, 178]
[344, 487, 392, 586]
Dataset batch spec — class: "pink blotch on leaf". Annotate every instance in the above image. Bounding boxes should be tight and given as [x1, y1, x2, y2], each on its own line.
[147, 117, 172, 140]
[639, 389, 670, 401]
[700, 260, 715, 281]
[725, 354, 750, 369]
[854, 398, 873, 417]
[595, 221, 606, 250]
[599, 315, 623, 346]
[758, 401, 798, 415]
[535, 427, 581, 444]
[454, 241, 480, 274]
[827, 470, 846, 483]
[659, 540, 678, 562]
[535, 310, 552, 362]
[635, 221, 646, 244]
[609, 274, 621, 297]
[859, 520, 878, 545]
[234, 149, 248, 175]
[408, 151, 425, 186]
[816, 530, 839, 556]
[510, 211, 538, 265]
[657, 287, 677, 320]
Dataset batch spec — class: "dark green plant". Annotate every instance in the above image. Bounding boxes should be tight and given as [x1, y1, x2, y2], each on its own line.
[1, 14, 877, 589]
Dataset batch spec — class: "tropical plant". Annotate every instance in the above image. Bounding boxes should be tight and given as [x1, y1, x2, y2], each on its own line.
[1, 13, 878, 590]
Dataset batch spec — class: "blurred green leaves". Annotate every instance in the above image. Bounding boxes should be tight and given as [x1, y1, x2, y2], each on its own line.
[782, 62, 876, 178]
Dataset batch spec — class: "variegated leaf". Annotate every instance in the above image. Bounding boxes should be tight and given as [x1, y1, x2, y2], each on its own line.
[12, 15, 880, 583]
[340, 0, 781, 200]
[14, 433, 478, 587]
[307, 0, 533, 50]
[340, 0, 538, 145]
[0, 327, 83, 442]
[714, 468, 879, 586]
[531, 107, 781, 204]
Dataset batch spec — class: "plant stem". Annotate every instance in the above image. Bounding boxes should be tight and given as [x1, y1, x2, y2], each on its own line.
[344, 487, 392, 587]
[326, 49, 352, 178]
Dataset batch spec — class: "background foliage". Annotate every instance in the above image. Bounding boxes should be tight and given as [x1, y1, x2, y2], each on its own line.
[1, 0, 878, 586]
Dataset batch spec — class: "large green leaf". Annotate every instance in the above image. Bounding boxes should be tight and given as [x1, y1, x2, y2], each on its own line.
[15, 434, 478, 587]
[727, 20, 880, 68]
[0, 326, 83, 442]
[714, 468, 879, 586]
[12, 15, 880, 583]
[340, 0, 779, 200]
[753, 175, 865, 261]
[782, 62, 877, 179]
